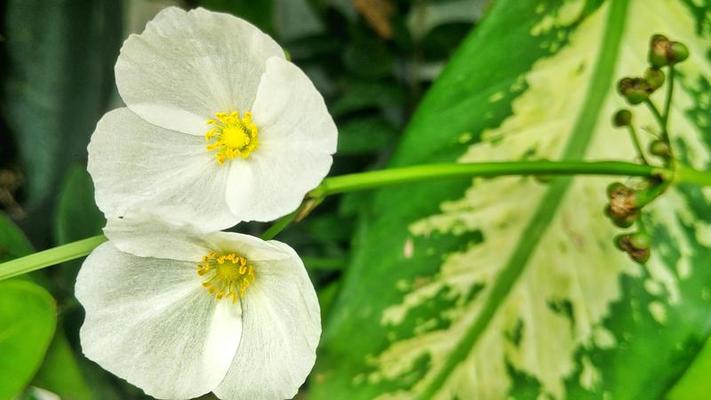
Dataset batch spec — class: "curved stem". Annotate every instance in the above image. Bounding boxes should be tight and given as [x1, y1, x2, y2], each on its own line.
[645, 99, 665, 135]
[2, 160, 711, 281]
[626, 125, 649, 165]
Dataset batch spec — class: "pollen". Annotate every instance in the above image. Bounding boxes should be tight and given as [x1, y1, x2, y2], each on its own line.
[197, 251, 256, 303]
[205, 111, 259, 164]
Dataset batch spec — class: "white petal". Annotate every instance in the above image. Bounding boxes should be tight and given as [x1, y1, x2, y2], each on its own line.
[214, 241, 321, 400]
[88, 107, 238, 231]
[76, 242, 242, 399]
[104, 215, 211, 261]
[116, 7, 285, 135]
[252, 57, 337, 153]
[206, 231, 296, 263]
[225, 57, 337, 222]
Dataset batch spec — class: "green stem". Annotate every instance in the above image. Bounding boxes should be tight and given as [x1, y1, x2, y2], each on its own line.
[260, 211, 297, 241]
[663, 66, 675, 132]
[269, 161, 660, 240]
[662, 66, 676, 159]
[676, 164, 711, 187]
[310, 160, 659, 198]
[626, 125, 649, 165]
[3, 160, 711, 281]
[645, 98, 665, 134]
[0, 235, 106, 281]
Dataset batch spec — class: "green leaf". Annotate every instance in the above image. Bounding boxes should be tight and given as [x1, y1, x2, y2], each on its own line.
[0, 208, 93, 399]
[668, 334, 711, 399]
[312, 0, 711, 399]
[330, 81, 406, 118]
[2, 0, 121, 210]
[55, 165, 105, 247]
[32, 331, 92, 400]
[0, 212, 33, 262]
[343, 27, 395, 79]
[337, 117, 397, 155]
[0, 280, 56, 399]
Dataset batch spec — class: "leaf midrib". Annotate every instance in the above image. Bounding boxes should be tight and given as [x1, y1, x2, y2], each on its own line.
[417, 0, 631, 397]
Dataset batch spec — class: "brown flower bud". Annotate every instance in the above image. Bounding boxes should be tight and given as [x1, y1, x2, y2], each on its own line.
[607, 183, 637, 219]
[649, 34, 671, 68]
[615, 232, 651, 263]
[644, 67, 665, 90]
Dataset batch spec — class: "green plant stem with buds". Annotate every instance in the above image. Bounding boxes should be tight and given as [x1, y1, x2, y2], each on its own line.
[2, 159, 711, 281]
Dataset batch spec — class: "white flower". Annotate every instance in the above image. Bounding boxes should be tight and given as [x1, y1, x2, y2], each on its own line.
[88, 7, 337, 231]
[76, 217, 321, 400]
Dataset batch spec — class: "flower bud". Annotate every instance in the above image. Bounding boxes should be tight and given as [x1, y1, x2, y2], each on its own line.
[629, 231, 651, 250]
[615, 232, 651, 263]
[606, 183, 637, 219]
[627, 89, 649, 105]
[649, 139, 671, 158]
[617, 77, 651, 105]
[606, 182, 626, 198]
[644, 68, 665, 90]
[613, 109, 632, 127]
[605, 205, 637, 228]
[617, 77, 634, 95]
[648, 34, 671, 68]
[668, 42, 689, 64]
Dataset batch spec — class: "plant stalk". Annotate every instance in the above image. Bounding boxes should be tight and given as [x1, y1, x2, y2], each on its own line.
[2, 160, 711, 281]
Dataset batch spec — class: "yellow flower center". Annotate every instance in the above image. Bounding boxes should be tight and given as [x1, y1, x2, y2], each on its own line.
[205, 111, 259, 164]
[197, 251, 256, 302]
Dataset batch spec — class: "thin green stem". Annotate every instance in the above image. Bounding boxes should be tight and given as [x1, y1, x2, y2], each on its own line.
[662, 66, 676, 159]
[663, 66, 675, 132]
[267, 161, 661, 240]
[3, 160, 711, 281]
[626, 125, 649, 165]
[645, 98, 665, 136]
[0, 235, 106, 281]
[260, 211, 297, 241]
[636, 179, 671, 208]
[310, 160, 659, 198]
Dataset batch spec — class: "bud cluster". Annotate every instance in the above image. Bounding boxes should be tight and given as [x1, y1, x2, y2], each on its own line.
[604, 181, 658, 263]
[604, 34, 689, 264]
[648, 34, 689, 68]
[615, 34, 688, 108]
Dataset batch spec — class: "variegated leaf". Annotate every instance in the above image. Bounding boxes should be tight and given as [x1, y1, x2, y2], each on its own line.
[311, 0, 711, 399]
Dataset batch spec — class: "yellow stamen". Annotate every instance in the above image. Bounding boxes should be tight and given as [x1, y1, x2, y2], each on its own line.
[197, 251, 256, 302]
[205, 111, 259, 164]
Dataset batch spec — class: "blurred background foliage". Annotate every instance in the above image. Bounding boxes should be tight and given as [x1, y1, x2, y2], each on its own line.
[0, 0, 485, 398]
